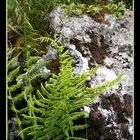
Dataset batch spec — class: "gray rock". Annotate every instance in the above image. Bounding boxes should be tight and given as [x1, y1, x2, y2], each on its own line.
[49, 6, 98, 44]
[37, 46, 59, 73]
[68, 44, 89, 74]
[49, 6, 133, 139]
[42, 46, 58, 60]
[8, 118, 19, 140]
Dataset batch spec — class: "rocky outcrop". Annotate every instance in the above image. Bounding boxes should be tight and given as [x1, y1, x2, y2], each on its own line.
[49, 7, 133, 140]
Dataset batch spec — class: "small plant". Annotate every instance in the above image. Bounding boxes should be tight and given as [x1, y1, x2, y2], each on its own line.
[8, 38, 123, 140]
[87, 5, 102, 16]
[104, 3, 118, 11]
[62, 3, 85, 16]
[114, 3, 126, 19]
[7, 44, 51, 139]
[62, 2, 126, 20]
[113, 0, 132, 9]
[8, 0, 61, 32]
[104, 2, 126, 19]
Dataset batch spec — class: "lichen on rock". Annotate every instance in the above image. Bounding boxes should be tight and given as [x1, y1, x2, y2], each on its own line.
[49, 6, 133, 140]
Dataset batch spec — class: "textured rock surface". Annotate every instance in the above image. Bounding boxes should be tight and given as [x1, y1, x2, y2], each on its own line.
[49, 7, 133, 140]
[38, 46, 60, 74]
[8, 118, 20, 140]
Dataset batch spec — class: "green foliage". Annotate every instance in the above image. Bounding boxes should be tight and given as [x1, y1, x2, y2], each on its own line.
[60, 0, 82, 4]
[8, 0, 60, 31]
[62, 3, 85, 16]
[8, 48, 51, 96]
[8, 0, 131, 40]
[87, 5, 102, 16]
[104, 2, 126, 19]
[113, 0, 132, 9]
[7, 0, 129, 58]
[60, 0, 132, 8]
[60, 0, 107, 5]
[7, 46, 51, 139]
[8, 0, 61, 56]
[62, 2, 126, 20]
[8, 0, 126, 139]
[8, 38, 123, 140]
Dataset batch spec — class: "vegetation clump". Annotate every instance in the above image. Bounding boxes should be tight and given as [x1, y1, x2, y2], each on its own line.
[7, 0, 130, 139]
[8, 37, 123, 140]
[62, 2, 126, 20]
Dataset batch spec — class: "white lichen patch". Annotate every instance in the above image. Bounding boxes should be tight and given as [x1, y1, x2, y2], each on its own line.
[90, 66, 117, 87]
[125, 116, 133, 135]
[83, 106, 91, 117]
[98, 105, 116, 121]
[69, 44, 89, 74]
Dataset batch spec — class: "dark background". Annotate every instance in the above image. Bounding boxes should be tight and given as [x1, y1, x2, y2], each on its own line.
[0, 0, 139, 140]
[0, 0, 6, 139]
[134, 0, 140, 139]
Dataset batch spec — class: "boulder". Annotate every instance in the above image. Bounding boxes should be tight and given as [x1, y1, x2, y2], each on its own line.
[49, 6, 133, 139]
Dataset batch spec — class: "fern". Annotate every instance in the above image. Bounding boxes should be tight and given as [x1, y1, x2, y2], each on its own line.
[7, 46, 51, 139]
[14, 40, 123, 140]
[8, 37, 123, 140]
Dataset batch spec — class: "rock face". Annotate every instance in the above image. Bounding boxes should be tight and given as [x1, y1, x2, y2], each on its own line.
[49, 7, 133, 140]
[8, 118, 20, 140]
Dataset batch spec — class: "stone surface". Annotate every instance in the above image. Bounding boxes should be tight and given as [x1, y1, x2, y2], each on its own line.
[8, 118, 20, 140]
[38, 46, 60, 74]
[49, 6, 133, 139]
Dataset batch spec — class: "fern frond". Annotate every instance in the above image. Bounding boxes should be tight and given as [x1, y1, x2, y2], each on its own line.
[32, 95, 47, 108]
[13, 86, 32, 103]
[22, 114, 44, 123]
[27, 60, 50, 77]
[11, 104, 20, 113]
[27, 100, 46, 114]
[36, 90, 50, 103]
[8, 53, 20, 71]
[25, 56, 41, 67]
[8, 81, 23, 93]
[60, 112, 87, 125]
[7, 66, 20, 83]
[19, 125, 43, 136]
[30, 72, 51, 83]
[72, 124, 89, 131]
[16, 73, 27, 82]
[8, 37, 123, 140]
[40, 83, 53, 98]
[19, 107, 29, 113]
[86, 73, 124, 93]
